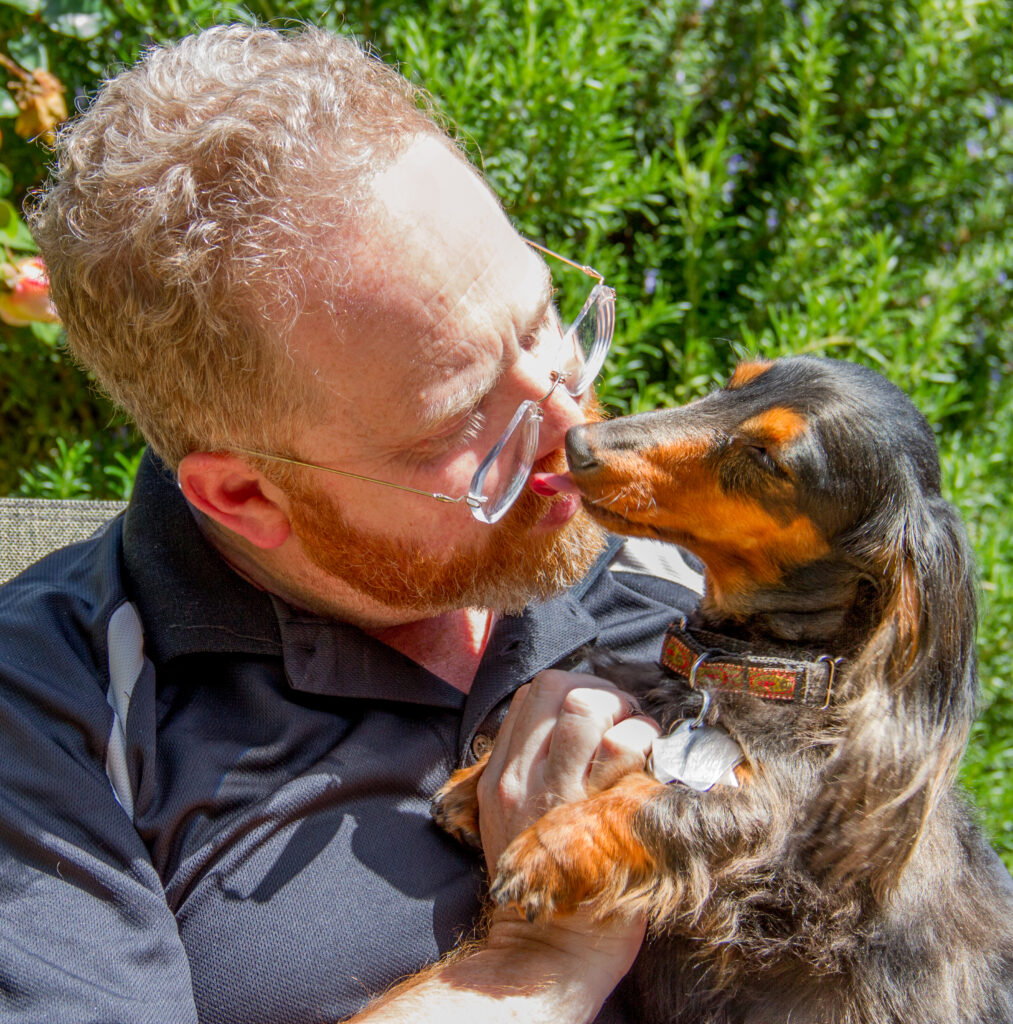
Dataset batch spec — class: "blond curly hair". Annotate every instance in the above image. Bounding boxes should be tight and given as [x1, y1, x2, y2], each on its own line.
[30, 24, 447, 468]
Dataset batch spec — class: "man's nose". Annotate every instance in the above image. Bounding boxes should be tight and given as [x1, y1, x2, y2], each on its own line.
[536, 382, 590, 459]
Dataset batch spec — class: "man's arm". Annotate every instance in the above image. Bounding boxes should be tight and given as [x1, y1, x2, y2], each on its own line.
[351, 670, 660, 1023]
[355, 911, 644, 1024]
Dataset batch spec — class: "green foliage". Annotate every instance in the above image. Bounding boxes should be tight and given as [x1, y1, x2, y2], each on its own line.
[1, 0, 1011, 863]
[14, 436, 142, 498]
[943, 414, 1013, 859]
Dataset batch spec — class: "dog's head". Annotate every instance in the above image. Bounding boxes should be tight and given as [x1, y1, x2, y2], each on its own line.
[567, 356, 978, 899]
[566, 356, 942, 616]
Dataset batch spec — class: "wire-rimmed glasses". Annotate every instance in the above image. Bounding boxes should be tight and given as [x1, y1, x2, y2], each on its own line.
[235, 239, 615, 525]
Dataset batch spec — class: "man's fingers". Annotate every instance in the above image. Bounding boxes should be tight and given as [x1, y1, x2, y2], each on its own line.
[587, 715, 661, 794]
[543, 686, 642, 801]
[474, 669, 651, 869]
[482, 682, 532, 776]
[488, 672, 626, 772]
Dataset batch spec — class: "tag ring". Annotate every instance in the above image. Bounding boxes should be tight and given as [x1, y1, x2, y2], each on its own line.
[687, 649, 716, 689]
[814, 655, 845, 710]
[690, 688, 712, 730]
[687, 649, 715, 729]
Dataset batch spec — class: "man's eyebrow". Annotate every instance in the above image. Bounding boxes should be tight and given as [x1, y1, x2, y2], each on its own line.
[415, 262, 554, 434]
[416, 374, 500, 433]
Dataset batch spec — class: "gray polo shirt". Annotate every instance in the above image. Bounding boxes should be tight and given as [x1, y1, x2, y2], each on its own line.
[0, 451, 703, 1023]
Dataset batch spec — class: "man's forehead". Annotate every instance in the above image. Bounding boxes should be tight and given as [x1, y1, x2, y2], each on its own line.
[289, 136, 551, 443]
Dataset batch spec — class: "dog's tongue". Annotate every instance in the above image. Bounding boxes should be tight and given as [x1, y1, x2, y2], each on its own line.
[529, 471, 582, 497]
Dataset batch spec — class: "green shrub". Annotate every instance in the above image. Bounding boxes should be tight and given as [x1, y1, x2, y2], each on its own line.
[2, 0, 1011, 864]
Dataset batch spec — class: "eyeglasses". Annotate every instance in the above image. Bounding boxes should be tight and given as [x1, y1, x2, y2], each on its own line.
[235, 239, 615, 524]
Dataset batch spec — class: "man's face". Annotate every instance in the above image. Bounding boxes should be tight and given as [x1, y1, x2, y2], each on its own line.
[279, 136, 607, 616]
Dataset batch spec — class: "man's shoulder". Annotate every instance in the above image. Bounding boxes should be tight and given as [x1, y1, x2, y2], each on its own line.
[598, 535, 704, 616]
[572, 536, 702, 666]
[0, 513, 130, 695]
[606, 535, 704, 596]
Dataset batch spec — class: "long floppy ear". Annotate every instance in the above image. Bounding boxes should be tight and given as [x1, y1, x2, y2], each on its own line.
[801, 493, 977, 902]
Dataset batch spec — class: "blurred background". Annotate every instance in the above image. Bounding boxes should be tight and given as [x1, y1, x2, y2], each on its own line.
[1, 0, 1010, 863]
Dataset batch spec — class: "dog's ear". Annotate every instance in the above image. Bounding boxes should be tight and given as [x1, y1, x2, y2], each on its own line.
[801, 493, 977, 902]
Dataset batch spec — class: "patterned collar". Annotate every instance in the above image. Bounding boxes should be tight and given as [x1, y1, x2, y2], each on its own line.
[660, 617, 843, 710]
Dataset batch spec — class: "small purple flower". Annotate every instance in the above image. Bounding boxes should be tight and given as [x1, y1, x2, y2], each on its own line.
[766, 208, 780, 231]
[998, 270, 1009, 285]
[644, 269, 660, 296]
[675, 70, 686, 86]
[726, 154, 747, 175]
[982, 98, 998, 120]
[966, 138, 984, 160]
[719, 99, 733, 112]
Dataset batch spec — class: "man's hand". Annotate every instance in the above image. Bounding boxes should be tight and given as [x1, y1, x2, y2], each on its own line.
[476, 669, 662, 871]
[475, 670, 661, 1014]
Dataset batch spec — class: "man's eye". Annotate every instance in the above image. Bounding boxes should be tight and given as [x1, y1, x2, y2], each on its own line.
[408, 410, 487, 464]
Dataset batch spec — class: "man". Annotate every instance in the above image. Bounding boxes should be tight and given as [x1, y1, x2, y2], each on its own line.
[2, 24, 702, 1023]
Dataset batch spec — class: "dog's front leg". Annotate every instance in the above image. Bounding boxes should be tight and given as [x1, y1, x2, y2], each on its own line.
[490, 771, 666, 921]
[490, 757, 790, 927]
[431, 755, 488, 850]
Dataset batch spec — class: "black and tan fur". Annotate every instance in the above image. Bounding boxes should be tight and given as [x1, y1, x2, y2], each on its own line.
[434, 356, 1013, 1023]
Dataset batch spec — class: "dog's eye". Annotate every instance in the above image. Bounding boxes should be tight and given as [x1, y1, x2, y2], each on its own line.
[742, 442, 777, 470]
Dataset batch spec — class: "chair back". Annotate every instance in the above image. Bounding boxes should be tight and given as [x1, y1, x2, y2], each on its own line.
[0, 497, 127, 585]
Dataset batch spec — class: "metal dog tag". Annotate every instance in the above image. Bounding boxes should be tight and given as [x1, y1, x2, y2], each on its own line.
[649, 721, 744, 791]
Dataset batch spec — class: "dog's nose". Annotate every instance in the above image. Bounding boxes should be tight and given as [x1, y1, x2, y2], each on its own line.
[565, 425, 599, 472]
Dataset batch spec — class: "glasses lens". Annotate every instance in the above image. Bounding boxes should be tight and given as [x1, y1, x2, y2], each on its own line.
[468, 400, 541, 524]
[559, 283, 616, 396]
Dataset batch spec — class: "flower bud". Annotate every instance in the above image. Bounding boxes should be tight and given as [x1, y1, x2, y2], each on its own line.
[0, 256, 61, 326]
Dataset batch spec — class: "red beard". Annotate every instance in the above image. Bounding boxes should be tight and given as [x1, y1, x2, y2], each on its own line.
[285, 448, 608, 616]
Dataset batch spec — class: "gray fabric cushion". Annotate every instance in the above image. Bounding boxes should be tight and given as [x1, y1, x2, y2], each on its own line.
[0, 497, 126, 583]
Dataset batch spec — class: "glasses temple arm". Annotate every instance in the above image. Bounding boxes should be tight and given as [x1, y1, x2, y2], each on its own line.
[523, 238, 604, 283]
[231, 447, 486, 508]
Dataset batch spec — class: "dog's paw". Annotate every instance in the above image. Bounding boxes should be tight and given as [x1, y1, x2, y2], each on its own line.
[431, 760, 486, 849]
[490, 802, 600, 921]
[490, 773, 663, 922]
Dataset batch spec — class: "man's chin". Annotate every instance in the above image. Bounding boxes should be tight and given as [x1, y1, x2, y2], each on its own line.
[475, 502, 608, 615]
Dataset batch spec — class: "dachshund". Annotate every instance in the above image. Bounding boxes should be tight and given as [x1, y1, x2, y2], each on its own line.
[432, 355, 1013, 1024]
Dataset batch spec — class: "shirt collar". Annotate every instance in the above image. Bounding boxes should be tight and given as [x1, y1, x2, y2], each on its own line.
[122, 450, 282, 666]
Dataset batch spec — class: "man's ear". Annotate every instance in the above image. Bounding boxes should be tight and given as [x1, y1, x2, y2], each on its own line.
[177, 452, 291, 549]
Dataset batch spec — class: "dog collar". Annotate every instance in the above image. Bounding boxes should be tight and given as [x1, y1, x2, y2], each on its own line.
[660, 618, 843, 710]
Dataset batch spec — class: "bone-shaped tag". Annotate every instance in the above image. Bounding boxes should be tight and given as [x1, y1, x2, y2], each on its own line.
[649, 720, 744, 791]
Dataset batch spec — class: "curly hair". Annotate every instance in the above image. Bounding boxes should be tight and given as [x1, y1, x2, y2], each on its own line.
[29, 24, 449, 467]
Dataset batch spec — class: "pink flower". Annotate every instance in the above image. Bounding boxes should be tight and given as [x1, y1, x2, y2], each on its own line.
[0, 256, 60, 326]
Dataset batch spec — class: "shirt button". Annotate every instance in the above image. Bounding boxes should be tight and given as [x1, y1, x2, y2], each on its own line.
[471, 733, 494, 760]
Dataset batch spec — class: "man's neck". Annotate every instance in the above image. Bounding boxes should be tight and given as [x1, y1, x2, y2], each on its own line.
[367, 608, 497, 693]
